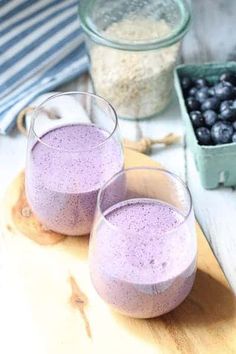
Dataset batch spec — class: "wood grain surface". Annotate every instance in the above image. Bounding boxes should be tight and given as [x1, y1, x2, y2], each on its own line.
[1, 149, 235, 354]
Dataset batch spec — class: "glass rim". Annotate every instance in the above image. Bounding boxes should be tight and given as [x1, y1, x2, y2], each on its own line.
[96, 166, 193, 233]
[30, 91, 119, 153]
[79, 0, 191, 51]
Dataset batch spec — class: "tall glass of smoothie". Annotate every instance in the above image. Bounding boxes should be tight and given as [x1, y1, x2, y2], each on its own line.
[89, 167, 197, 318]
[25, 92, 123, 236]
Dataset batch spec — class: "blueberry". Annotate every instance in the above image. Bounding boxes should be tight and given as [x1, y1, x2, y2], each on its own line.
[233, 121, 236, 130]
[203, 110, 218, 127]
[220, 100, 236, 120]
[195, 87, 210, 103]
[201, 97, 220, 111]
[189, 111, 204, 128]
[214, 82, 234, 100]
[220, 100, 232, 111]
[181, 77, 193, 90]
[196, 127, 212, 145]
[211, 121, 234, 144]
[232, 133, 236, 143]
[188, 87, 198, 97]
[186, 97, 200, 111]
[220, 109, 233, 120]
[194, 78, 209, 88]
[220, 71, 236, 86]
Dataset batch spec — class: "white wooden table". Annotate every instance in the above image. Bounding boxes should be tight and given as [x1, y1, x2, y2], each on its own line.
[1, 0, 236, 300]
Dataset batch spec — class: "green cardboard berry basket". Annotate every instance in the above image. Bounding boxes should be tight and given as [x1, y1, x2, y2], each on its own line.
[174, 62, 236, 189]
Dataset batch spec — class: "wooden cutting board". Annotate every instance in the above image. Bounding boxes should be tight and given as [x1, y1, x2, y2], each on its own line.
[0, 149, 235, 354]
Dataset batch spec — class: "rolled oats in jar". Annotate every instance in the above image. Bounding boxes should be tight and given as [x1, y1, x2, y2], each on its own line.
[79, 0, 191, 120]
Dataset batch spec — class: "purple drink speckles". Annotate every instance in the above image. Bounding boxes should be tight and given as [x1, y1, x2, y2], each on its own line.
[90, 198, 196, 318]
[26, 123, 123, 235]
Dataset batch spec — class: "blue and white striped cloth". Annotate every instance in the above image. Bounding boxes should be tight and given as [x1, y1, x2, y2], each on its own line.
[0, 0, 89, 134]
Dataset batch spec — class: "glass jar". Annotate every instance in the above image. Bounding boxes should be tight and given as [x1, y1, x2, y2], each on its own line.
[79, 0, 191, 120]
[89, 167, 197, 318]
[25, 92, 123, 236]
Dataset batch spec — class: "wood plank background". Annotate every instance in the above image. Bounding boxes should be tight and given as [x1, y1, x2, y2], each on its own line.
[0, 0, 236, 295]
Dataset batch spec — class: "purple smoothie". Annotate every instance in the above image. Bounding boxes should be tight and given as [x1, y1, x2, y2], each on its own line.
[26, 123, 123, 235]
[90, 198, 196, 318]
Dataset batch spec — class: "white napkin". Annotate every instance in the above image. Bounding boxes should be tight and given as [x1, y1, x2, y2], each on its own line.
[25, 92, 90, 134]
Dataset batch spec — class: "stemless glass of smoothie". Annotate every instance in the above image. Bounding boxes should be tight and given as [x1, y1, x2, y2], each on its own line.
[89, 167, 197, 318]
[25, 92, 123, 236]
